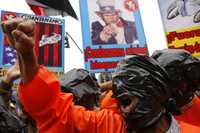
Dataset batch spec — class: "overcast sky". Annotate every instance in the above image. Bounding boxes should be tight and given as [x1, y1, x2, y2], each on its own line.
[0, 0, 167, 72]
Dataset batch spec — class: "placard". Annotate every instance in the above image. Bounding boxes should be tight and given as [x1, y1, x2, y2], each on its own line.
[0, 10, 65, 73]
[158, 0, 200, 57]
[80, 0, 148, 73]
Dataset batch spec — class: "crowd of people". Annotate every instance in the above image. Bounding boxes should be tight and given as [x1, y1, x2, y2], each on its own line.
[0, 17, 200, 133]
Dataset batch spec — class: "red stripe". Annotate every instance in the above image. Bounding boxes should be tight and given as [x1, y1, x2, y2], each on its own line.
[34, 22, 40, 61]
[53, 24, 59, 66]
[44, 24, 50, 65]
[4, 35, 9, 46]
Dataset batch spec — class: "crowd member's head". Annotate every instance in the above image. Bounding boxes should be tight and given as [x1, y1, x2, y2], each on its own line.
[112, 55, 172, 132]
[152, 49, 200, 113]
[60, 68, 100, 110]
[96, 0, 120, 25]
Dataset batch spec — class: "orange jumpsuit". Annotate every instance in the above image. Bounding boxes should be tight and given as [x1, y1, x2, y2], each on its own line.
[175, 95, 200, 127]
[18, 66, 200, 133]
[18, 66, 126, 133]
[100, 90, 118, 109]
[179, 121, 200, 133]
[101, 91, 200, 132]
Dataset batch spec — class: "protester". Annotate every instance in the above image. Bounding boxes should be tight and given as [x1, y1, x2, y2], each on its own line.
[112, 55, 176, 132]
[0, 61, 27, 133]
[3, 18, 200, 133]
[152, 49, 200, 126]
[2, 18, 126, 133]
[60, 68, 100, 110]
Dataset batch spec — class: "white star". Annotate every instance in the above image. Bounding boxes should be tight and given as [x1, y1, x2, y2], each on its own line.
[5, 47, 11, 52]
[11, 58, 16, 63]
[7, 53, 14, 57]
[5, 63, 11, 66]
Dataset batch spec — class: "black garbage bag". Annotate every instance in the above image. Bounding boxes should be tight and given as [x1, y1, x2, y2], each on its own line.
[152, 49, 200, 108]
[0, 105, 25, 133]
[112, 55, 171, 131]
[60, 68, 100, 109]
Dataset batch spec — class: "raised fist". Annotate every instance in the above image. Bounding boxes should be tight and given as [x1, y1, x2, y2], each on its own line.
[2, 18, 35, 54]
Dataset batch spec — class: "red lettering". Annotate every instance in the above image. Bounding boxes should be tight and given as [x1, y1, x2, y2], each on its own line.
[84, 47, 125, 61]
[167, 32, 177, 44]
[125, 47, 148, 55]
[170, 41, 200, 54]
[90, 60, 119, 70]
[167, 28, 200, 43]
[184, 43, 195, 53]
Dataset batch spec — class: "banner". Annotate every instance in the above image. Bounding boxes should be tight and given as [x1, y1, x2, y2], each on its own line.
[79, 0, 148, 73]
[158, 0, 200, 57]
[0, 11, 65, 74]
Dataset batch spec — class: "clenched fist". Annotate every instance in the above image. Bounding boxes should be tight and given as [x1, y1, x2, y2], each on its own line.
[2, 18, 38, 83]
[2, 18, 35, 54]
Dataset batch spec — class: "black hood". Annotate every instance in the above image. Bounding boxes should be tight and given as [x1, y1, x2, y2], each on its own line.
[60, 68, 100, 109]
[152, 49, 200, 109]
[112, 55, 171, 131]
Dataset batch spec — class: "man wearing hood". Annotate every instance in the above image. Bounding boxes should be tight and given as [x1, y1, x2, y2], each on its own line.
[152, 49, 200, 127]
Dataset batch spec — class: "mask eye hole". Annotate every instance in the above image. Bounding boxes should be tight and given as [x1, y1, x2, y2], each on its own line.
[120, 97, 132, 107]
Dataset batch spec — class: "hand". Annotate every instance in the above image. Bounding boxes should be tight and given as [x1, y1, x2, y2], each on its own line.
[4, 60, 20, 84]
[100, 25, 116, 42]
[2, 18, 38, 83]
[102, 24, 115, 36]
[2, 18, 35, 54]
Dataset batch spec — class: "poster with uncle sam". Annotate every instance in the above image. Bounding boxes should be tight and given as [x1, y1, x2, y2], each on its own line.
[80, 0, 148, 73]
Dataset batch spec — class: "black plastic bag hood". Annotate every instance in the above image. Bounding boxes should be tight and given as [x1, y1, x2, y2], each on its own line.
[60, 68, 100, 109]
[152, 49, 200, 108]
[112, 55, 171, 131]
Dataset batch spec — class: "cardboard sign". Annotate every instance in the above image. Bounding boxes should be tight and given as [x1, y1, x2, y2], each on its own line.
[80, 0, 148, 73]
[158, 0, 200, 57]
[0, 11, 65, 72]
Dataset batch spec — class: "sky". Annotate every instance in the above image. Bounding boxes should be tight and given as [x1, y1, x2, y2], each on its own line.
[0, 0, 168, 72]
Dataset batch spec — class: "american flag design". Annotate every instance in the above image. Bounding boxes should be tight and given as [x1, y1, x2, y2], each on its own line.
[1, 11, 64, 69]
[1, 22, 63, 67]
[1, 12, 17, 66]
[2, 45, 17, 66]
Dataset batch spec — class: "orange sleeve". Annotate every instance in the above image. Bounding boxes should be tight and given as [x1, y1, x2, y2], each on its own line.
[70, 105, 126, 133]
[69, 90, 125, 133]
[18, 65, 61, 115]
[175, 95, 200, 127]
[100, 90, 119, 110]
[18, 66, 74, 133]
[18, 66, 126, 133]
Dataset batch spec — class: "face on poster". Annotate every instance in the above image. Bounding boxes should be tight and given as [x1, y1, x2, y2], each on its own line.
[158, 0, 200, 57]
[80, 0, 148, 73]
[0, 11, 65, 73]
[88, 0, 138, 45]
